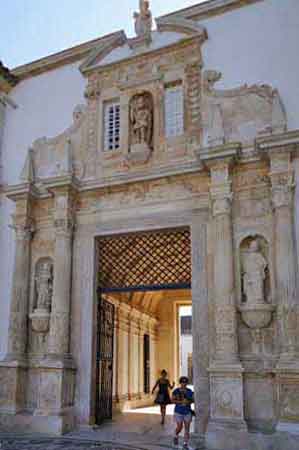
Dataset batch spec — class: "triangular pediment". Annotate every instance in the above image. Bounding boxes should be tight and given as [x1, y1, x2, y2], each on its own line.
[80, 17, 207, 74]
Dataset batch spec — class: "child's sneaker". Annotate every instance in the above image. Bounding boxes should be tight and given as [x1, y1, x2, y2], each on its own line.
[173, 436, 179, 446]
[182, 443, 189, 450]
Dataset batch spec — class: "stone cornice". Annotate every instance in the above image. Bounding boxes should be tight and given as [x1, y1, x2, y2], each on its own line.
[81, 34, 204, 76]
[159, 0, 263, 22]
[5, 182, 40, 202]
[198, 142, 241, 167]
[11, 31, 124, 81]
[256, 130, 299, 155]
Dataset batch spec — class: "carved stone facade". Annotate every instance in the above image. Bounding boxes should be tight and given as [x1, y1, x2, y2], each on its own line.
[1, 2, 299, 450]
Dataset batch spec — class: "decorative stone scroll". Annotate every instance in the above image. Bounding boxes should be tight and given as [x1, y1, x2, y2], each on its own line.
[202, 70, 287, 146]
[21, 104, 88, 182]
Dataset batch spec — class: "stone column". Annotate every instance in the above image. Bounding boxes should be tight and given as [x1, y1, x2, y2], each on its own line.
[48, 186, 75, 359]
[190, 211, 210, 442]
[36, 183, 77, 433]
[117, 303, 130, 409]
[200, 145, 248, 450]
[269, 149, 299, 432]
[0, 189, 34, 418]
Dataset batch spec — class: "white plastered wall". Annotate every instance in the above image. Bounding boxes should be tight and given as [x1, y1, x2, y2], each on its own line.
[200, 0, 299, 131]
[199, 0, 299, 277]
[0, 61, 86, 357]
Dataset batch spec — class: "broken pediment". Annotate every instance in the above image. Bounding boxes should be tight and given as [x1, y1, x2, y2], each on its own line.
[80, 17, 206, 74]
[21, 104, 88, 184]
[202, 70, 287, 147]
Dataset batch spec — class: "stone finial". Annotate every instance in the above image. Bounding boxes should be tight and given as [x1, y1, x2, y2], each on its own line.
[20, 147, 35, 183]
[134, 0, 152, 39]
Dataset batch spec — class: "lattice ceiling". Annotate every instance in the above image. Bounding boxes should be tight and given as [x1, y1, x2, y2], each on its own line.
[97, 228, 191, 292]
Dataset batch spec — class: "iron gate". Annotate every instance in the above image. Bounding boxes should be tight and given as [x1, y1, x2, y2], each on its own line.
[95, 295, 115, 424]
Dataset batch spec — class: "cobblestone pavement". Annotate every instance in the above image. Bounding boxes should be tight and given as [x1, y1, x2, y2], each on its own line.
[0, 438, 149, 450]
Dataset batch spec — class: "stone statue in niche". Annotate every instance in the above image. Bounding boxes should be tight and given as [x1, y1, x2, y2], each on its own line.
[29, 258, 53, 336]
[134, 0, 152, 39]
[35, 260, 53, 311]
[238, 237, 275, 343]
[128, 93, 153, 163]
[242, 239, 268, 305]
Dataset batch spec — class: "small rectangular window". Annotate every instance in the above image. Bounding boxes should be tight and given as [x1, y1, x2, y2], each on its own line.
[104, 101, 120, 151]
[165, 84, 184, 138]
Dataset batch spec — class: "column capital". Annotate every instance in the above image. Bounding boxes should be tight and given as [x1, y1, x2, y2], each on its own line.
[199, 142, 241, 173]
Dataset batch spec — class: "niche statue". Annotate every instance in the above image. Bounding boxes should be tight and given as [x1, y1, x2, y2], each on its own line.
[129, 93, 153, 162]
[242, 239, 267, 305]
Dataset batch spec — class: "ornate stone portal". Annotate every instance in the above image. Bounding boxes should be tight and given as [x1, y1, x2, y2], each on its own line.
[0, 3, 299, 449]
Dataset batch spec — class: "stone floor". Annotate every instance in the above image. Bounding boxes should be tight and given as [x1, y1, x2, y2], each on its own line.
[0, 406, 197, 450]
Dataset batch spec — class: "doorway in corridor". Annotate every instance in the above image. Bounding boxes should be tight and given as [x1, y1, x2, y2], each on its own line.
[95, 227, 192, 425]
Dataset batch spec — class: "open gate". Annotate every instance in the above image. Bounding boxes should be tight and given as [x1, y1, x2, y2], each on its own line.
[95, 296, 115, 424]
[96, 227, 191, 423]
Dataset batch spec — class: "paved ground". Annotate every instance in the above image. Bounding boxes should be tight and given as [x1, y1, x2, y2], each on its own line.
[0, 406, 200, 450]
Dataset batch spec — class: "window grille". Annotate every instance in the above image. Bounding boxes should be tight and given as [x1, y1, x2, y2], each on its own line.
[104, 101, 120, 151]
[165, 84, 184, 138]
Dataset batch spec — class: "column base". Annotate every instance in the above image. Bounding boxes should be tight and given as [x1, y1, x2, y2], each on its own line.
[0, 357, 27, 414]
[0, 408, 75, 435]
[206, 418, 249, 450]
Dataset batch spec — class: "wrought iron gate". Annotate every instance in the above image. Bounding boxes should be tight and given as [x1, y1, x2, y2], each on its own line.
[96, 295, 115, 424]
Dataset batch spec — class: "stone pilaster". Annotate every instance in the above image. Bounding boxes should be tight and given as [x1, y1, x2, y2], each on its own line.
[48, 186, 75, 359]
[116, 303, 131, 408]
[200, 145, 248, 450]
[191, 211, 210, 443]
[257, 132, 299, 433]
[35, 182, 77, 433]
[0, 189, 34, 418]
[270, 151, 299, 432]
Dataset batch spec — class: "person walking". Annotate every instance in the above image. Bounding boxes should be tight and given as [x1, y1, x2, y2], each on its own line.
[172, 376, 194, 449]
[152, 369, 175, 425]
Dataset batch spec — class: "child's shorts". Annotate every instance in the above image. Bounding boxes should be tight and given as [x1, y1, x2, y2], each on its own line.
[174, 413, 192, 425]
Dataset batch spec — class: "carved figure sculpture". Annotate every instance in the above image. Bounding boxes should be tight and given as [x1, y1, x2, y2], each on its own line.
[35, 261, 53, 311]
[242, 240, 267, 305]
[134, 0, 152, 38]
[130, 93, 153, 148]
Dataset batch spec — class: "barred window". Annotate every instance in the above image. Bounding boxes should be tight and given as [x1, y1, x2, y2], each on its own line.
[104, 101, 120, 151]
[165, 84, 184, 138]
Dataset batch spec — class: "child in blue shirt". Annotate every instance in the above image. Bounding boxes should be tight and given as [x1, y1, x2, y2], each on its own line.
[171, 376, 194, 449]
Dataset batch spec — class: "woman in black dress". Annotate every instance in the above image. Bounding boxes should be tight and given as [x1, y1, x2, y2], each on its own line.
[152, 369, 175, 424]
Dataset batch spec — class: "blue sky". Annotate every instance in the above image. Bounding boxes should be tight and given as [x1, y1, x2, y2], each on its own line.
[0, 0, 204, 69]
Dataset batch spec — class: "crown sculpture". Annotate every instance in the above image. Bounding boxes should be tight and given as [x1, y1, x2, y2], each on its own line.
[133, 0, 153, 44]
